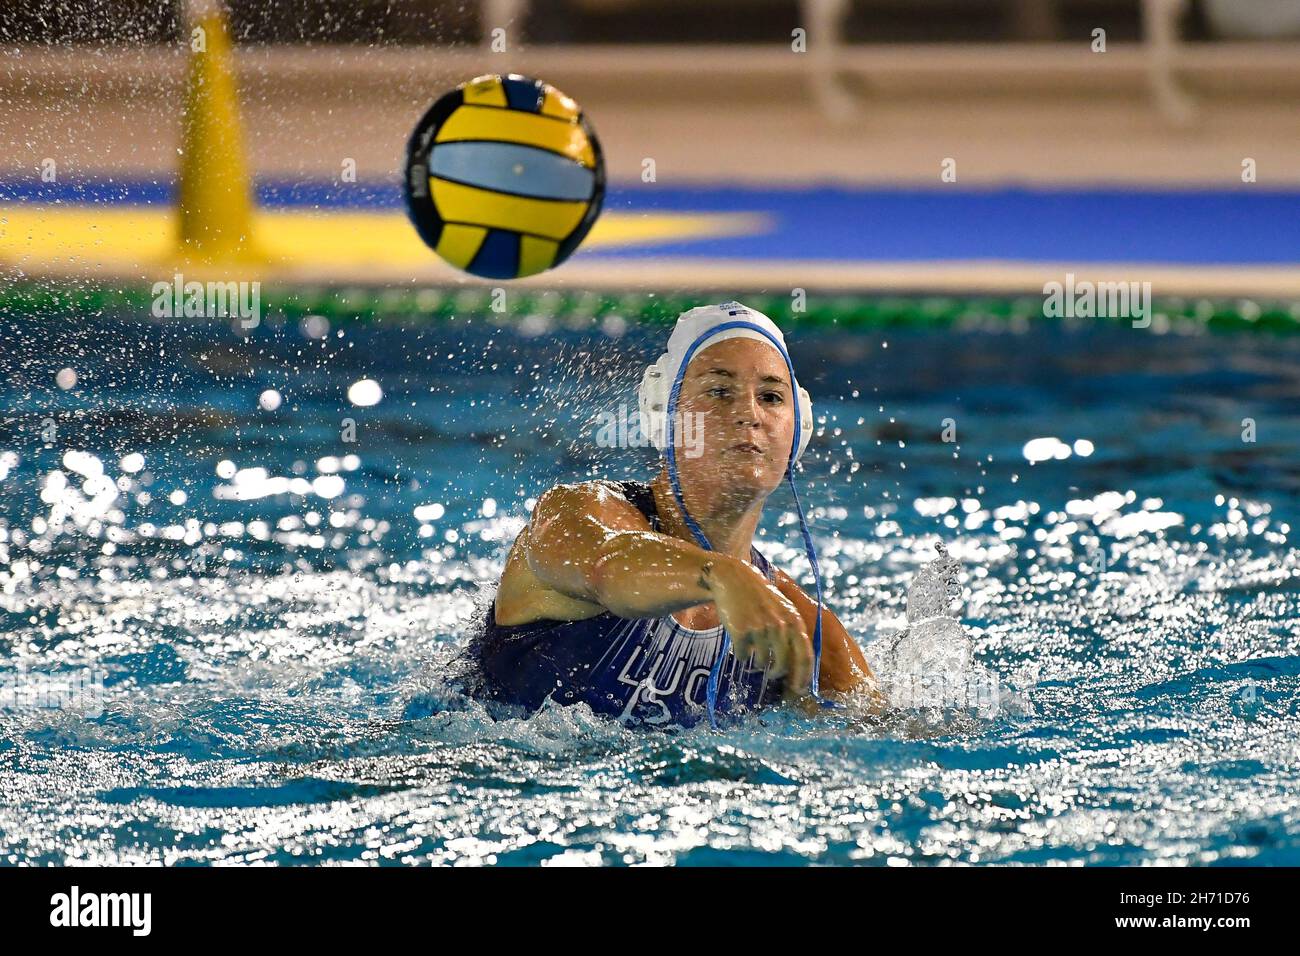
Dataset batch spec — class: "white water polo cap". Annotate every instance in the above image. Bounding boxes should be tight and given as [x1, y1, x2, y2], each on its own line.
[638, 301, 814, 463]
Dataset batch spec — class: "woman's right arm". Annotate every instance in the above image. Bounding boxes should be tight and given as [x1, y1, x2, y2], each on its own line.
[523, 482, 813, 694]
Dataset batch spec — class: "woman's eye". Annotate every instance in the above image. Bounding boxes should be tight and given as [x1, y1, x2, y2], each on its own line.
[704, 387, 783, 402]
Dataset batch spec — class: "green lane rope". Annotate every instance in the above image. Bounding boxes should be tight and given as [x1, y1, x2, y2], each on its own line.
[2, 281, 1297, 333]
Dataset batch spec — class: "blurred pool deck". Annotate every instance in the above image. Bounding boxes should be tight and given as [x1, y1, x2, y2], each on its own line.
[4, 44, 1300, 295]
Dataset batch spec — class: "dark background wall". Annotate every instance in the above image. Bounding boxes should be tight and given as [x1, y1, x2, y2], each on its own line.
[0, 0, 1216, 46]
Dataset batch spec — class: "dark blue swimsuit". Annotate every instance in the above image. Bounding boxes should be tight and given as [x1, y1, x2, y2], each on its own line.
[463, 480, 784, 728]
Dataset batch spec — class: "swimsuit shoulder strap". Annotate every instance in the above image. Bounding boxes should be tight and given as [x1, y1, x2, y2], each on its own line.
[750, 544, 776, 583]
[612, 479, 659, 531]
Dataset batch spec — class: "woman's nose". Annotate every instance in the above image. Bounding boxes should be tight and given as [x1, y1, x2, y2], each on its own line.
[735, 390, 763, 426]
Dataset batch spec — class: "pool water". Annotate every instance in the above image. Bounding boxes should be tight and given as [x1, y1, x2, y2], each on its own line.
[1, 303, 1298, 865]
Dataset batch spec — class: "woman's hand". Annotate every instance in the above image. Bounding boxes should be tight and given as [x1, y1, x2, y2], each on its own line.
[707, 558, 813, 698]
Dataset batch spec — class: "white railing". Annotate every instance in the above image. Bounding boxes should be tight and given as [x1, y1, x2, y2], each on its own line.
[475, 0, 1300, 125]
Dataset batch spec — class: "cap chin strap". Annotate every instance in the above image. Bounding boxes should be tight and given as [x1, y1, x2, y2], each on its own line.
[662, 320, 837, 730]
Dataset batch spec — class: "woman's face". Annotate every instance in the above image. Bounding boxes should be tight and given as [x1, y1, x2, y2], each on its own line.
[669, 337, 797, 506]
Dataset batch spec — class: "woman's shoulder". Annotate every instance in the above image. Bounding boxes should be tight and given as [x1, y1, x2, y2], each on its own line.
[536, 477, 644, 499]
[533, 478, 654, 523]
[530, 481, 647, 512]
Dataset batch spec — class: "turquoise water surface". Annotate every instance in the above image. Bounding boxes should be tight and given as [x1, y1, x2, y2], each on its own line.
[2, 303, 1298, 865]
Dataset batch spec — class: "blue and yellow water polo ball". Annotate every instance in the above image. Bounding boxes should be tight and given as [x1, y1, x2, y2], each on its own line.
[403, 74, 605, 280]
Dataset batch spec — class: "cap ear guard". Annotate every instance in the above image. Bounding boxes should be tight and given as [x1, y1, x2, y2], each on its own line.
[638, 358, 669, 451]
[794, 384, 813, 462]
[637, 356, 815, 464]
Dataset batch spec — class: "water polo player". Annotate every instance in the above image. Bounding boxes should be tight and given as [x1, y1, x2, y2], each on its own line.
[462, 301, 879, 727]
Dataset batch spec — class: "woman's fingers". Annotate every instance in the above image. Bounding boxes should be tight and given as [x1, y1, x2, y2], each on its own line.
[764, 626, 788, 678]
[736, 627, 782, 678]
[780, 629, 811, 697]
[783, 619, 813, 696]
[716, 585, 813, 693]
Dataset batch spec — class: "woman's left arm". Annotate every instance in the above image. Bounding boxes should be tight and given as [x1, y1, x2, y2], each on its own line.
[773, 569, 881, 702]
